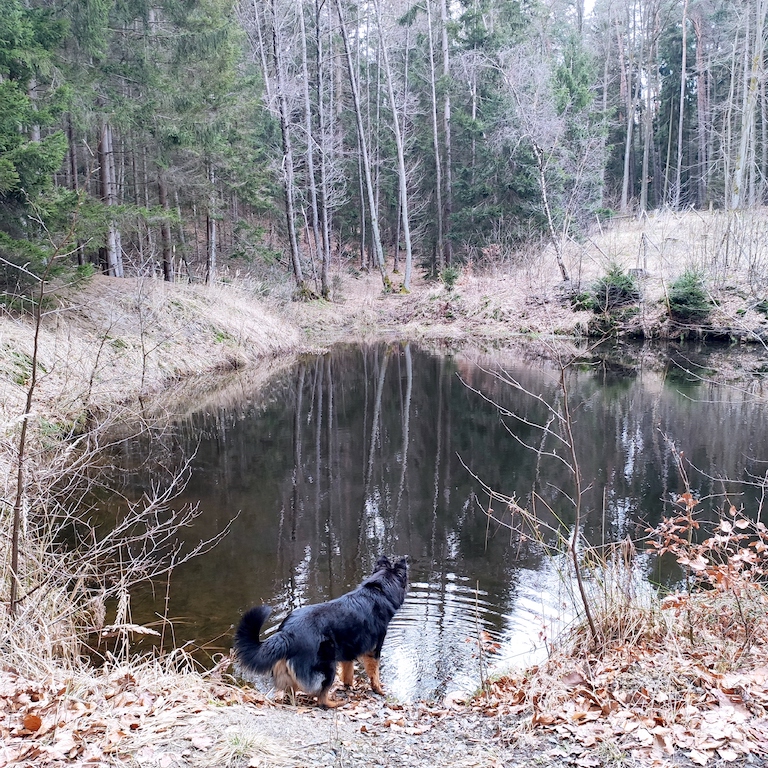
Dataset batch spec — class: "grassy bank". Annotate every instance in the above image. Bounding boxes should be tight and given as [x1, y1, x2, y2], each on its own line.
[0, 275, 301, 432]
[290, 208, 768, 347]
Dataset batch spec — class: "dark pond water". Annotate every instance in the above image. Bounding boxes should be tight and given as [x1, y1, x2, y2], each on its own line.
[109, 341, 768, 701]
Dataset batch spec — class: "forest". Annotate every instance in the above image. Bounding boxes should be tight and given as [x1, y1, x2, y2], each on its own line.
[1, 0, 766, 301]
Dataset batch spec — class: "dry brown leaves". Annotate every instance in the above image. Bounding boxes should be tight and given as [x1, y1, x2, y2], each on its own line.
[0, 664, 259, 767]
[476, 644, 768, 766]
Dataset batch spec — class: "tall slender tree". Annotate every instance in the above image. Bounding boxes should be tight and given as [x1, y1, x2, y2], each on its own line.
[334, 0, 390, 290]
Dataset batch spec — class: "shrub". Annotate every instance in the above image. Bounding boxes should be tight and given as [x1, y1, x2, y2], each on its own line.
[667, 271, 710, 323]
[440, 265, 460, 290]
[591, 265, 640, 313]
[570, 291, 595, 312]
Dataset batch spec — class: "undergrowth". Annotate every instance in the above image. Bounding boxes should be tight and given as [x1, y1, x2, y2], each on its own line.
[647, 491, 768, 660]
[565, 489, 768, 663]
[667, 270, 711, 323]
[586, 265, 640, 314]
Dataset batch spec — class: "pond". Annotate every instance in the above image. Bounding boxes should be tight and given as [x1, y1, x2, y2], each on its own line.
[109, 341, 768, 702]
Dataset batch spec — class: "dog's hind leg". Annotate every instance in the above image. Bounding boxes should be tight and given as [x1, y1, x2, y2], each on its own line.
[314, 660, 344, 708]
[272, 660, 298, 704]
[339, 661, 355, 687]
[361, 654, 384, 695]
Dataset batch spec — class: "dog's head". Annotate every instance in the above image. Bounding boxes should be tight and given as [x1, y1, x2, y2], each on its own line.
[375, 554, 407, 574]
[370, 556, 408, 603]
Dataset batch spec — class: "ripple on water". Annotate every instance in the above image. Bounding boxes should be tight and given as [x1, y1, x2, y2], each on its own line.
[381, 564, 574, 702]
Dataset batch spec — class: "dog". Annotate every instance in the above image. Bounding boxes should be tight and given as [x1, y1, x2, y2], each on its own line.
[234, 556, 407, 708]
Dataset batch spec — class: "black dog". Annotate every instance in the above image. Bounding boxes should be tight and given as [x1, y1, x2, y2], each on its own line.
[234, 556, 407, 707]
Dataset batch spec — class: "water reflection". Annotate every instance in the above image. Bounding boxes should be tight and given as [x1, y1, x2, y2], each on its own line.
[113, 341, 768, 701]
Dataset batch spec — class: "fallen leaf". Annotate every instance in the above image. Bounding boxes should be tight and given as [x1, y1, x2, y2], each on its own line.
[574, 757, 600, 767]
[688, 749, 711, 765]
[191, 735, 212, 751]
[22, 714, 42, 732]
[404, 725, 431, 735]
[561, 671, 587, 688]
[443, 691, 468, 707]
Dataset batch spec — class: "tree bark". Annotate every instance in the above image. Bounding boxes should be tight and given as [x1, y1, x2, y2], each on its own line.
[440, 0, 453, 267]
[638, 1, 656, 215]
[373, 0, 413, 291]
[426, 0, 445, 272]
[691, 9, 708, 207]
[315, 0, 332, 298]
[99, 120, 123, 277]
[206, 162, 217, 284]
[270, 0, 307, 291]
[334, 0, 390, 289]
[158, 170, 174, 282]
[672, 0, 688, 210]
[619, 1, 641, 213]
[731, 1, 766, 209]
[298, 0, 327, 297]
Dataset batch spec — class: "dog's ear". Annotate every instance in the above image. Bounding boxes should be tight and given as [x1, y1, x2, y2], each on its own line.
[375, 556, 392, 570]
[394, 557, 408, 575]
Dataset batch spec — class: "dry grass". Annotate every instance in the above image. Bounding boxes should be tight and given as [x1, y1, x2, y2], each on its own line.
[482, 574, 768, 763]
[478, 500, 768, 764]
[0, 275, 300, 434]
[289, 207, 768, 347]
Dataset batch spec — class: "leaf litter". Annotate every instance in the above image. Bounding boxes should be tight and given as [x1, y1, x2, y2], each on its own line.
[3, 636, 768, 768]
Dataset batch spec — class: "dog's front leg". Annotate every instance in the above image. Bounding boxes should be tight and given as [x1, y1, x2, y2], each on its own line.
[339, 661, 355, 687]
[316, 689, 342, 708]
[362, 654, 384, 695]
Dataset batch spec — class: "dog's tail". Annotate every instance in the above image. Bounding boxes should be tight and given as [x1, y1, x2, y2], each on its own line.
[234, 605, 291, 674]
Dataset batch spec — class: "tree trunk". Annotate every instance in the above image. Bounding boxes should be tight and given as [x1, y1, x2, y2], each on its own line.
[67, 115, 85, 266]
[174, 189, 192, 281]
[99, 121, 123, 277]
[270, 0, 306, 291]
[334, 0, 390, 289]
[691, 10, 708, 207]
[251, 0, 272, 102]
[158, 170, 174, 282]
[440, 0, 453, 267]
[315, 0, 332, 298]
[619, 2, 641, 213]
[731, 1, 766, 209]
[298, 0, 327, 297]
[373, 0, 413, 291]
[532, 141, 570, 283]
[426, 0, 445, 272]
[672, 0, 688, 210]
[206, 163, 217, 284]
[639, 1, 656, 215]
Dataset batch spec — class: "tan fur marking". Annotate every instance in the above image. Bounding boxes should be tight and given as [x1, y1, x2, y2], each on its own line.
[339, 660, 355, 687]
[272, 659, 298, 695]
[362, 655, 383, 694]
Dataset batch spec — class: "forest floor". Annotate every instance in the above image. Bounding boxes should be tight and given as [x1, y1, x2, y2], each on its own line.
[3, 209, 768, 767]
